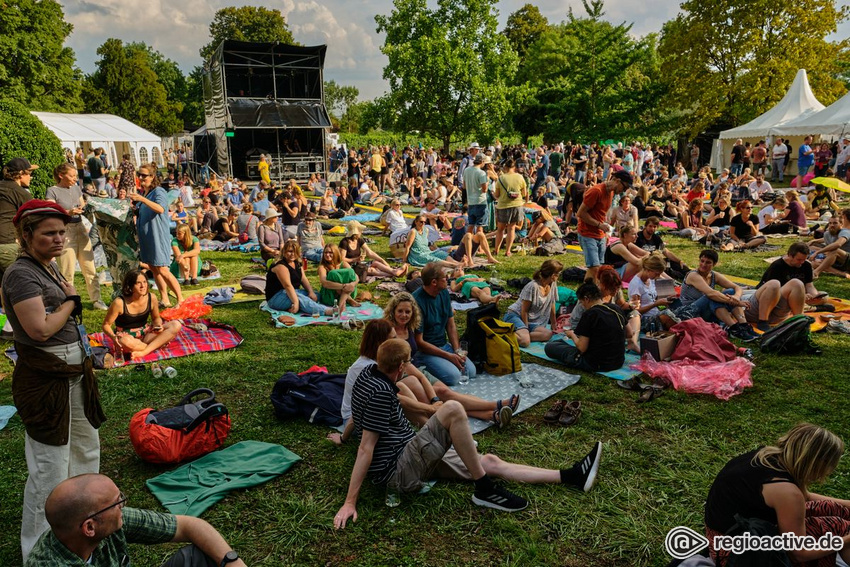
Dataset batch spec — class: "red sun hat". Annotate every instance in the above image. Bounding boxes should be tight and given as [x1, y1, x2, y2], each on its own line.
[12, 199, 72, 226]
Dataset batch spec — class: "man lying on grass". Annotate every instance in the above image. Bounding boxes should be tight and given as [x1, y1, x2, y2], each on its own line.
[333, 339, 603, 528]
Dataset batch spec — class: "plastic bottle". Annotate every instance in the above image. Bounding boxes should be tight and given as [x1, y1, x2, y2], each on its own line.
[151, 362, 163, 378]
[164, 366, 177, 378]
[333, 299, 339, 322]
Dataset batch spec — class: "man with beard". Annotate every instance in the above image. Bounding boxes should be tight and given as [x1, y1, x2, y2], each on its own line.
[811, 210, 850, 279]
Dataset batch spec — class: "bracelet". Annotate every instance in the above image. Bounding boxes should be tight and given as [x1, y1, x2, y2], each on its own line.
[430, 397, 440, 404]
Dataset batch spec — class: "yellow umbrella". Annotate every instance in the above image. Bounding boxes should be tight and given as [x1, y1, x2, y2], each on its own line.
[810, 177, 850, 193]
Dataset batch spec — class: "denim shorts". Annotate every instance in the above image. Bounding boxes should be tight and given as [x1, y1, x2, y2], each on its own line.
[503, 309, 543, 332]
[578, 234, 606, 268]
[467, 204, 488, 226]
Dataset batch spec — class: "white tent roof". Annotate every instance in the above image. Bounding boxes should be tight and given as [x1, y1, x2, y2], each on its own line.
[719, 69, 825, 139]
[770, 88, 850, 137]
[31, 112, 160, 144]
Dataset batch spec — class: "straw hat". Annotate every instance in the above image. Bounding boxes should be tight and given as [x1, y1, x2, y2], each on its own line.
[346, 220, 366, 236]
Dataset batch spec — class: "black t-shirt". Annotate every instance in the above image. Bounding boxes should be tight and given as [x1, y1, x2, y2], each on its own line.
[87, 156, 104, 179]
[731, 145, 745, 164]
[635, 231, 665, 253]
[709, 206, 732, 227]
[632, 196, 647, 218]
[265, 260, 303, 300]
[758, 257, 813, 288]
[337, 193, 354, 212]
[574, 303, 626, 371]
[212, 217, 229, 241]
[347, 157, 358, 177]
[730, 213, 759, 240]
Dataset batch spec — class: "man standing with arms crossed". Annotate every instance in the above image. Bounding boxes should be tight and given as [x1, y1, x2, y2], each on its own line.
[577, 170, 632, 280]
[462, 154, 489, 234]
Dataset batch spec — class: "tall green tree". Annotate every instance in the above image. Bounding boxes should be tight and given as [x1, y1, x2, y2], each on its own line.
[200, 6, 297, 61]
[324, 80, 359, 121]
[84, 39, 183, 136]
[514, 0, 667, 142]
[659, 0, 849, 136]
[375, 0, 519, 151]
[503, 4, 550, 62]
[183, 67, 207, 128]
[0, 0, 82, 112]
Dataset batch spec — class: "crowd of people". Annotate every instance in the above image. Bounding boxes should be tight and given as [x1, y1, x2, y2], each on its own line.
[1, 129, 849, 566]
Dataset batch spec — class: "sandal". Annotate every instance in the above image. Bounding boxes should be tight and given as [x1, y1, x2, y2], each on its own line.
[493, 404, 512, 429]
[637, 385, 664, 403]
[558, 401, 581, 427]
[508, 394, 521, 412]
[544, 400, 566, 423]
[616, 378, 644, 392]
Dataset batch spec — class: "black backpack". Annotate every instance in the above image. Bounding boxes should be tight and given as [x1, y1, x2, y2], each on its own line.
[726, 514, 792, 567]
[759, 315, 820, 355]
[462, 302, 501, 367]
[145, 389, 228, 433]
[270, 371, 346, 426]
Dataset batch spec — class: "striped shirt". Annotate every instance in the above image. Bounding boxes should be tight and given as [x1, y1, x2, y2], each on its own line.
[351, 364, 415, 484]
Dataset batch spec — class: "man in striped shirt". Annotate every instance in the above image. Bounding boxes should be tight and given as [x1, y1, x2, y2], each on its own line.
[333, 339, 603, 528]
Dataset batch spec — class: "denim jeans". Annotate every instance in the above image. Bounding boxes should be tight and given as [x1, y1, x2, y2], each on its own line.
[414, 343, 476, 386]
[730, 163, 743, 177]
[674, 288, 735, 324]
[303, 248, 324, 263]
[267, 289, 326, 315]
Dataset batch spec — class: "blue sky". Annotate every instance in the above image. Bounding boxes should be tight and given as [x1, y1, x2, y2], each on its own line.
[64, 0, 849, 101]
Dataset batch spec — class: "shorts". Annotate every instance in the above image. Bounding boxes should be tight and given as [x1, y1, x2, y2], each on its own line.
[578, 234, 606, 268]
[503, 309, 543, 332]
[496, 206, 523, 225]
[388, 415, 471, 493]
[836, 252, 850, 273]
[467, 204, 488, 227]
[745, 292, 791, 325]
[798, 164, 811, 176]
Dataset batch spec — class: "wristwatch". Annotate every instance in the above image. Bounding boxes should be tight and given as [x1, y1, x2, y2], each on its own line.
[430, 396, 440, 404]
[220, 551, 239, 567]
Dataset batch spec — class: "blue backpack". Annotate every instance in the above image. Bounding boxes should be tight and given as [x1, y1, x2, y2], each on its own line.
[270, 371, 346, 426]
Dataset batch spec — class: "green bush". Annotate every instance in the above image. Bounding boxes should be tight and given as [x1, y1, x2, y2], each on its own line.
[0, 100, 64, 198]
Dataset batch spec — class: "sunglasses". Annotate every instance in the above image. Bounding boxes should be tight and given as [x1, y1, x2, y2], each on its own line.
[138, 173, 151, 179]
[80, 491, 127, 527]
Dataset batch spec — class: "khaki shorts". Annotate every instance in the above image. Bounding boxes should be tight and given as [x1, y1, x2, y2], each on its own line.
[388, 415, 471, 493]
[745, 293, 791, 326]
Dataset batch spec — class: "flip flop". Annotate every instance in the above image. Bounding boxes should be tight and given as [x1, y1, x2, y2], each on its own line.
[637, 385, 664, 403]
[616, 378, 644, 391]
[508, 394, 521, 412]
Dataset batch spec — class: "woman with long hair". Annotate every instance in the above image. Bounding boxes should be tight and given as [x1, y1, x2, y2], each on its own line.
[705, 423, 850, 566]
[317, 243, 360, 311]
[130, 164, 183, 307]
[403, 215, 462, 268]
[628, 253, 677, 332]
[729, 200, 766, 250]
[265, 240, 333, 316]
[170, 224, 201, 285]
[503, 259, 562, 347]
[102, 268, 182, 359]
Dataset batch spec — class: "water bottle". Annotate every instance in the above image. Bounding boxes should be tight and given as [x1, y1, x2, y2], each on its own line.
[333, 299, 339, 322]
[151, 362, 163, 378]
[164, 366, 177, 378]
[490, 268, 500, 286]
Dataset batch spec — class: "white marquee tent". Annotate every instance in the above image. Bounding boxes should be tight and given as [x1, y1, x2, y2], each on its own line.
[710, 69, 825, 170]
[771, 88, 850, 138]
[31, 112, 164, 169]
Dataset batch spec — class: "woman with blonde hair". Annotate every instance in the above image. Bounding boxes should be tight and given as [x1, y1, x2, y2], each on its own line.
[170, 224, 201, 285]
[628, 253, 677, 332]
[317, 242, 360, 311]
[705, 423, 850, 566]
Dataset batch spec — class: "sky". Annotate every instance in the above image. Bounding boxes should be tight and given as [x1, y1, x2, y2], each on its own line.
[64, 0, 850, 102]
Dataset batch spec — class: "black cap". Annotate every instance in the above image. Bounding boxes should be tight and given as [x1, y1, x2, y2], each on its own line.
[611, 170, 633, 188]
[4, 157, 39, 173]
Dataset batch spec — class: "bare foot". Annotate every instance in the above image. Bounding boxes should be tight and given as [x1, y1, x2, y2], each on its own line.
[326, 432, 343, 446]
[487, 257, 500, 264]
[130, 350, 147, 359]
[396, 263, 409, 277]
[350, 299, 362, 307]
[627, 342, 641, 354]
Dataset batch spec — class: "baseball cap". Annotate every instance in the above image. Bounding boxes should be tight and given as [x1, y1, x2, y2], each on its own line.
[611, 170, 633, 188]
[4, 157, 39, 174]
[13, 199, 71, 226]
[473, 154, 485, 164]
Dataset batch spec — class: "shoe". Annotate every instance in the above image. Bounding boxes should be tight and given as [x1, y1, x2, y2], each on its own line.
[508, 394, 521, 412]
[756, 321, 771, 333]
[827, 320, 850, 335]
[558, 401, 581, 427]
[493, 405, 512, 429]
[728, 323, 757, 342]
[543, 400, 566, 424]
[568, 441, 602, 493]
[92, 301, 109, 311]
[637, 385, 664, 403]
[472, 483, 528, 512]
[191, 278, 199, 286]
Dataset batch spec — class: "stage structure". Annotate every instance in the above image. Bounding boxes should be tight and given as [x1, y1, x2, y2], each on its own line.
[203, 41, 332, 182]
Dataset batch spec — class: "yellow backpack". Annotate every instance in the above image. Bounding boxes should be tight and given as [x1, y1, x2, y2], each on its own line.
[478, 317, 522, 375]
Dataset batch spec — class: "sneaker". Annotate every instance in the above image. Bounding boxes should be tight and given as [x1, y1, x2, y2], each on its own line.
[472, 484, 528, 512]
[569, 441, 603, 493]
[92, 301, 109, 311]
[191, 278, 199, 286]
[493, 405, 512, 430]
[756, 321, 771, 333]
[827, 320, 850, 335]
[728, 323, 757, 342]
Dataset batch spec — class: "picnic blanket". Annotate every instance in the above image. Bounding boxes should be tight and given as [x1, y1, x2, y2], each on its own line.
[0, 406, 16, 430]
[340, 212, 381, 222]
[454, 364, 581, 434]
[88, 318, 243, 366]
[520, 335, 642, 381]
[146, 441, 301, 516]
[261, 301, 384, 328]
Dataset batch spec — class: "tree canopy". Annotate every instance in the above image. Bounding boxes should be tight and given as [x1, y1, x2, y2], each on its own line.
[503, 4, 550, 62]
[324, 81, 359, 121]
[200, 6, 297, 61]
[0, 100, 64, 198]
[659, 0, 849, 136]
[0, 0, 82, 112]
[375, 0, 519, 150]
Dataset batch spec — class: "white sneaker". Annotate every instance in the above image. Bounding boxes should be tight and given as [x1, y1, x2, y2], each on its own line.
[92, 301, 109, 311]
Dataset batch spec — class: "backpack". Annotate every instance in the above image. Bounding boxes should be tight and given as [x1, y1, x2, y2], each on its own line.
[240, 274, 266, 295]
[478, 317, 522, 375]
[561, 266, 588, 283]
[270, 370, 346, 426]
[726, 514, 792, 567]
[759, 315, 820, 355]
[462, 302, 501, 367]
[535, 238, 565, 256]
[129, 388, 231, 464]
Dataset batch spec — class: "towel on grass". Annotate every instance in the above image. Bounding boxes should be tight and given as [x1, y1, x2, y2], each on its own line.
[0, 406, 16, 430]
[261, 301, 384, 328]
[520, 335, 642, 381]
[146, 441, 301, 516]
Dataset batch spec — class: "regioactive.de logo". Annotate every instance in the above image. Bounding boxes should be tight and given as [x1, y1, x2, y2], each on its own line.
[665, 526, 710, 559]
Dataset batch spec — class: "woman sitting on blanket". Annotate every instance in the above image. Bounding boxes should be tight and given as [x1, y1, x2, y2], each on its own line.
[449, 267, 507, 305]
[339, 220, 408, 280]
[503, 259, 561, 347]
[102, 269, 182, 360]
[170, 224, 201, 286]
[604, 226, 643, 283]
[627, 253, 678, 333]
[318, 188, 336, 217]
[568, 265, 641, 353]
[403, 215, 462, 269]
[265, 240, 334, 316]
[327, 315, 520, 445]
[728, 199, 766, 250]
[318, 243, 361, 311]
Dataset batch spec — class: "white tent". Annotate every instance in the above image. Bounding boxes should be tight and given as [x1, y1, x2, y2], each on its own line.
[31, 112, 164, 169]
[771, 88, 850, 138]
[711, 69, 825, 170]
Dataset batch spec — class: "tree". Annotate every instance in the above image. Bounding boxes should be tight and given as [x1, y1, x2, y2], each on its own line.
[85, 39, 183, 137]
[339, 101, 370, 133]
[200, 6, 297, 61]
[659, 0, 849, 137]
[324, 80, 359, 121]
[0, 0, 82, 112]
[0, 100, 64, 198]
[182, 67, 207, 128]
[503, 4, 550, 62]
[514, 0, 668, 142]
[375, 0, 519, 151]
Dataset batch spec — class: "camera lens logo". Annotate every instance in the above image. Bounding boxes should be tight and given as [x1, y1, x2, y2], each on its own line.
[665, 526, 710, 559]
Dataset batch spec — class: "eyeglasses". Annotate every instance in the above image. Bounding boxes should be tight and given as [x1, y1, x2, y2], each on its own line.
[138, 173, 151, 179]
[80, 491, 127, 527]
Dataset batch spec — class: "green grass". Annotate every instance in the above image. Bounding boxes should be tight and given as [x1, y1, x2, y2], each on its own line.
[1, 231, 849, 566]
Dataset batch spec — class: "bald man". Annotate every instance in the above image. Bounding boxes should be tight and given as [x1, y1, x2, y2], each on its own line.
[25, 474, 246, 567]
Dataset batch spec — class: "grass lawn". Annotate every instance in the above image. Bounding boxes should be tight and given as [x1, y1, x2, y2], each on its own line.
[1, 228, 849, 566]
